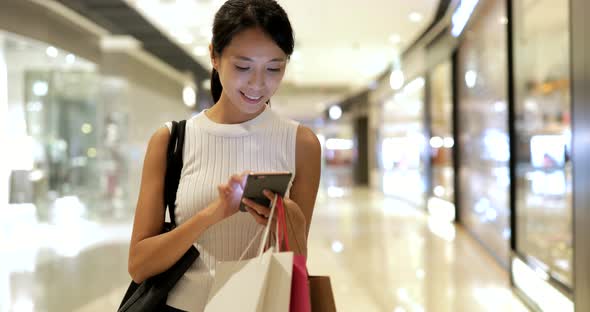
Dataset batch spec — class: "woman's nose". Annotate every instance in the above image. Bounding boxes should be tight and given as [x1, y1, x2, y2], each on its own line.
[248, 70, 264, 88]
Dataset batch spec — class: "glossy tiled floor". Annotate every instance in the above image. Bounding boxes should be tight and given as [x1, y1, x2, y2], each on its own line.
[0, 188, 529, 312]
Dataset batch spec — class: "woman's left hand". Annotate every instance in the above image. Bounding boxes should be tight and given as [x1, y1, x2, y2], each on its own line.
[242, 190, 306, 229]
[242, 190, 307, 255]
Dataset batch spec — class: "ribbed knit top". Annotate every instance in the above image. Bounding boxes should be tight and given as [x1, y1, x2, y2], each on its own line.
[165, 106, 299, 311]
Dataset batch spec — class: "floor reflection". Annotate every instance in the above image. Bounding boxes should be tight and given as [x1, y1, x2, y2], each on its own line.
[309, 187, 528, 312]
[0, 187, 529, 312]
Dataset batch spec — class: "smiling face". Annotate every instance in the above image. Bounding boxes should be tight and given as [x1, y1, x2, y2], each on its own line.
[211, 27, 288, 116]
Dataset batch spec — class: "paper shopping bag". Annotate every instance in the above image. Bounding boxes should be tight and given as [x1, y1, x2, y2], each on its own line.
[205, 250, 273, 312]
[261, 251, 294, 311]
[309, 275, 336, 312]
[205, 249, 294, 312]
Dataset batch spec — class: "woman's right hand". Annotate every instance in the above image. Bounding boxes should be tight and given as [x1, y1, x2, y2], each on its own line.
[205, 172, 249, 223]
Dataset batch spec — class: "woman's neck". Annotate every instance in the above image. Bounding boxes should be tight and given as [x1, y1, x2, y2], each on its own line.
[206, 93, 266, 124]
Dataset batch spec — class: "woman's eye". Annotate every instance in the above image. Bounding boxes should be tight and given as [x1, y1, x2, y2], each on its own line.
[235, 66, 249, 71]
[267, 68, 281, 72]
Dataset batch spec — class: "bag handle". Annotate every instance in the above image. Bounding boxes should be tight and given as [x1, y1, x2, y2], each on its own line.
[235, 193, 280, 263]
[257, 193, 279, 256]
[277, 197, 291, 252]
[278, 197, 306, 254]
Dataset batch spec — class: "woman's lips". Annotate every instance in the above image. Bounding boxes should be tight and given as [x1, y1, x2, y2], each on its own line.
[240, 91, 263, 104]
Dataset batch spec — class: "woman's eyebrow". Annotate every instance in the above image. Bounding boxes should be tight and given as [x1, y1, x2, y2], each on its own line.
[234, 56, 286, 62]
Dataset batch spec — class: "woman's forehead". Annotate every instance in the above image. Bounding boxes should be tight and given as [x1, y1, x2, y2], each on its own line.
[224, 28, 287, 61]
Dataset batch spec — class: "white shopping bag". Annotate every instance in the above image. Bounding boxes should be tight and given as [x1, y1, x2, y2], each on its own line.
[205, 195, 294, 312]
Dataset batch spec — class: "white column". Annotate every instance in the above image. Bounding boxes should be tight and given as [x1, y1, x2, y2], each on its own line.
[0, 33, 8, 210]
[0, 32, 11, 312]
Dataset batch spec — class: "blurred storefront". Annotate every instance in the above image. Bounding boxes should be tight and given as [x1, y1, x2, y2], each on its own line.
[318, 114, 357, 194]
[426, 61, 455, 221]
[511, 0, 574, 308]
[1, 31, 133, 224]
[348, 0, 587, 310]
[0, 0, 199, 228]
[377, 77, 427, 207]
[456, 0, 511, 266]
[0, 1, 203, 309]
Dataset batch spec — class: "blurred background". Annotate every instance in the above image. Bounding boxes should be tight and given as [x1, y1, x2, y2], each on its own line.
[1, 0, 589, 311]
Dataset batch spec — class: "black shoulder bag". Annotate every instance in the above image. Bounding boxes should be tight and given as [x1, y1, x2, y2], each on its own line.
[118, 120, 200, 312]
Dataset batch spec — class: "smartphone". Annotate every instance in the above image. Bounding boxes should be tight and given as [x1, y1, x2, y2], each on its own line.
[239, 171, 293, 212]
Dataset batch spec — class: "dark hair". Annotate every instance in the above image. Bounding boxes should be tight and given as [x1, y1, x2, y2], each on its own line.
[210, 0, 295, 103]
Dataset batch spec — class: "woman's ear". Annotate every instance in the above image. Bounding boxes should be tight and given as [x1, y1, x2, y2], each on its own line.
[209, 44, 218, 70]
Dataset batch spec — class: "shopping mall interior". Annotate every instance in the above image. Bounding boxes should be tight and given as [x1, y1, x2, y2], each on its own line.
[1, 0, 589, 311]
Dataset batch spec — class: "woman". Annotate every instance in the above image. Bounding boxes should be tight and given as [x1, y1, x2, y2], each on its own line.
[127, 0, 321, 311]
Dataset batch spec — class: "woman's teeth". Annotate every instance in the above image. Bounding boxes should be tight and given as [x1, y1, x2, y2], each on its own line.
[244, 94, 262, 100]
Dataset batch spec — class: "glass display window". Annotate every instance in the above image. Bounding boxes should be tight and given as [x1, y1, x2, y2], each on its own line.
[378, 77, 427, 207]
[427, 61, 455, 221]
[2, 31, 129, 223]
[513, 0, 572, 290]
[456, 0, 510, 265]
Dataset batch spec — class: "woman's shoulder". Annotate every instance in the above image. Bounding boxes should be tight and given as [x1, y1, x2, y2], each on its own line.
[295, 125, 320, 150]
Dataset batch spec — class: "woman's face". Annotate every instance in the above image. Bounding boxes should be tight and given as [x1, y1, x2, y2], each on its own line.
[212, 27, 288, 115]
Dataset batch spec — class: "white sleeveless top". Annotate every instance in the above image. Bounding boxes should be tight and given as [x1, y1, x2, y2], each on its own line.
[164, 106, 299, 311]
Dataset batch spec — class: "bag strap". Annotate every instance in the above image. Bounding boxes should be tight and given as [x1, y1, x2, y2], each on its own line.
[164, 120, 187, 228]
[277, 197, 291, 251]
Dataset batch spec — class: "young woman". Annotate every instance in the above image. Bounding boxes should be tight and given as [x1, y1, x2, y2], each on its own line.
[127, 0, 321, 310]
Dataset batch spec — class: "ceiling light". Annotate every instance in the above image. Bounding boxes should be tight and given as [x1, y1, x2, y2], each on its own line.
[66, 54, 76, 64]
[201, 79, 211, 91]
[404, 77, 425, 93]
[409, 12, 423, 22]
[451, 0, 479, 37]
[389, 69, 404, 90]
[389, 34, 401, 44]
[331, 240, 344, 253]
[193, 46, 208, 57]
[33, 81, 49, 97]
[183, 85, 196, 108]
[328, 105, 342, 120]
[465, 70, 477, 88]
[46, 46, 58, 58]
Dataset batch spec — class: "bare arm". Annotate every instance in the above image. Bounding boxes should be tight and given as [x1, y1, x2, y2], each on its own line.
[128, 127, 220, 284]
[289, 125, 322, 238]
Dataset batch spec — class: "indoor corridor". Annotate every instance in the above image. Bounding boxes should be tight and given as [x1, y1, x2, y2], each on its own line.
[3, 0, 589, 310]
[2, 188, 529, 312]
